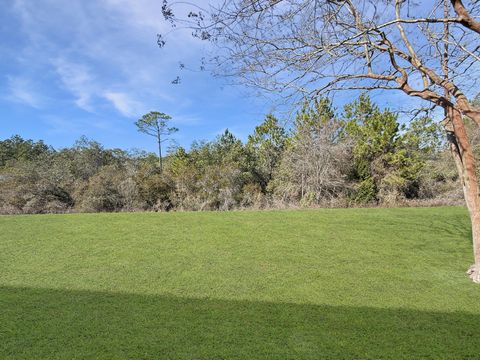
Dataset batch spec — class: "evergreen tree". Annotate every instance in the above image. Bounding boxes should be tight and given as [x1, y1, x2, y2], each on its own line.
[247, 114, 287, 190]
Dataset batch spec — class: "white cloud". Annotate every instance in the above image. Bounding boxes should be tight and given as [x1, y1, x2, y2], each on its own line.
[53, 58, 95, 111]
[6, 0, 220, 137]
[104, 91, 144, 118]
[101, 0, 168, 32]
[5, 76, 43, 108]
[101, 0, 211, 34]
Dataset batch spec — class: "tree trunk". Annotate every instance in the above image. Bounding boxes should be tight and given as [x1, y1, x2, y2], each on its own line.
[158, 137, 163, 172]
[445, 106, 480, 282]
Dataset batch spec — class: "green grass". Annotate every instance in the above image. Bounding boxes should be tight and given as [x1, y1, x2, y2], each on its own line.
[1, 207, 479, 359]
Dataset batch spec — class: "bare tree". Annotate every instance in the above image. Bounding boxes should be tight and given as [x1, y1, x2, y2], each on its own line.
[274, 99, 351, 205]
[161, 0, 480, 282]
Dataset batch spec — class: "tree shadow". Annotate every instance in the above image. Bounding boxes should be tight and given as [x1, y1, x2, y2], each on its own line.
[1, 286, 478, 359]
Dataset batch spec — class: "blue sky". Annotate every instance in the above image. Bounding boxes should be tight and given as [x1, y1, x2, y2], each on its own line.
[0, 0, 277, 152]
[0, 0, 450, 153]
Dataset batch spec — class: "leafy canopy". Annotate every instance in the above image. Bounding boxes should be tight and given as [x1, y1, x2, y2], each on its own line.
[135, 111, 178, 140]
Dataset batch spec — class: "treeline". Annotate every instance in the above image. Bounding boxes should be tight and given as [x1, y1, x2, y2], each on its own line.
[0, 95, 468, 214]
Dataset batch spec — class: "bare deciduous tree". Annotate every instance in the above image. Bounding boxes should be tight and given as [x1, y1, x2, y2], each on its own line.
[161, 0, 480, 282]
[274, 100, 352, 205]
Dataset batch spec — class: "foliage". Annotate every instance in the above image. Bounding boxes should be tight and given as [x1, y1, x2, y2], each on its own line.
[0, 95, 456, 214]
[342, 94, 440, 204]
[0, 135, 51, 167]
[247, 114, 287, 190]
[135, 111, 178, 171]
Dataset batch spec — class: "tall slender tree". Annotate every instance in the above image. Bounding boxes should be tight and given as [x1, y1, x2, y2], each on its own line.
[135, 111, 178, 172]
[247, 114, 287, 190]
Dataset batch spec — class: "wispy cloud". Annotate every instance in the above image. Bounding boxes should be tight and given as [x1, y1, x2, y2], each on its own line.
[2, 0, 267, 150]
[9, 0, 205, 114]
[104, 91, 144, 118]
[5, 76, 43, 108]
[101, 0, 170, 32]
[53, 58, 95, 112]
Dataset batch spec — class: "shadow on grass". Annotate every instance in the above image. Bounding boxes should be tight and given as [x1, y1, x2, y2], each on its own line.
[0, 286, 478, 359]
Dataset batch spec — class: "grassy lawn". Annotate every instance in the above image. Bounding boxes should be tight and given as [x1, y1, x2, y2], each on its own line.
[1, 207, 479, 359]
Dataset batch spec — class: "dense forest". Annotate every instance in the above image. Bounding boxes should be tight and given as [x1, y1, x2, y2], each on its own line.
[0, 95, 474, 214]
